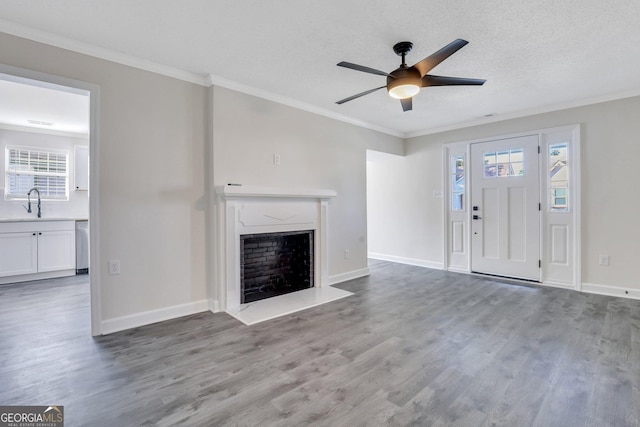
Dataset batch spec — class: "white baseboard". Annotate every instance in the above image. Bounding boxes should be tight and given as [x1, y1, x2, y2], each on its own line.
[368, 253, 444, 270]
[329, 268, 370, 285]
[209, 298, 221, 313]
[446, 266, 471, 274]
[581, 282, 640, 300]
[101, 299, 209, 335]
[0, 269, 76, 285]
[542, 280, 575, 290]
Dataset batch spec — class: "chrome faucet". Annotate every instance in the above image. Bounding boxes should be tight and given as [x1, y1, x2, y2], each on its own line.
[25, 187, 42, 218]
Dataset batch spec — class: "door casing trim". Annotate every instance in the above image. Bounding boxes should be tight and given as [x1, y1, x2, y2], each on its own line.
[0, 63, 102, 335]
[442, 125, 581, 290]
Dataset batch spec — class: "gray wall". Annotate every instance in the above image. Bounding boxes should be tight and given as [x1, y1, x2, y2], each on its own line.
[0, 31, 403, 331]
[212, 86, 402, 280]
[0, 32, 209, 323]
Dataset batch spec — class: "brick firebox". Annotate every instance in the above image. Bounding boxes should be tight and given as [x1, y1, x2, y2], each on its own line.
[240, 230, 314, 303]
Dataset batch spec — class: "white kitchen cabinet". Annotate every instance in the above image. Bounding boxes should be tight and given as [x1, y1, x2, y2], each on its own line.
[38, 230, 76, 272]
[74, 145, 89, 191]
[0, 220, 76, 283]
[0, 232, 38, 277]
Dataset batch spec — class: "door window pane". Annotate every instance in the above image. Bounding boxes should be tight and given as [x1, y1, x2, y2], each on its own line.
[483, 148, 525, 178]
[451, 155, 465, 210]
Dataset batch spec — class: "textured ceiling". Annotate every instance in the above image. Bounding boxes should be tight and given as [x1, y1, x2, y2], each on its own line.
[1, 0, 640, 137]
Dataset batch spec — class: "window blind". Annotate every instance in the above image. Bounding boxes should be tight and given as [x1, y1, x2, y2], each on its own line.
[5, 146, 69, 200]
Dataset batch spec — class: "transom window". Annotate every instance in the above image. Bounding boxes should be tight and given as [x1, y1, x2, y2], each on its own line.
[483, 148, 524, 178]
[4, 146, 69, 201]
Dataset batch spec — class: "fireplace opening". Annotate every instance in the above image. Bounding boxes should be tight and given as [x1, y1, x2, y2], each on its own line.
[240, 230, 314, 304]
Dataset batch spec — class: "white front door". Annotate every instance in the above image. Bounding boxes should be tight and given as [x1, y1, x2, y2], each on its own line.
[470, 135, 540, 280]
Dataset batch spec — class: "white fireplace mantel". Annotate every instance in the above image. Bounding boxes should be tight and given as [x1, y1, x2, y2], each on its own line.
[214, 185, 337, 318]
[217, 185, 337, 200]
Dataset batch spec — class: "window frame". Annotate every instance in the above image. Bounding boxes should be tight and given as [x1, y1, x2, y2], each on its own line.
[4, 145, 70, 202]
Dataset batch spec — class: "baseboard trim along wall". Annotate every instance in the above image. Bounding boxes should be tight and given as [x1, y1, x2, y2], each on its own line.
[582, 282, 640, 300]
[541, 280, 575, 290]
[98, 278, 639, 334]
[329, 268, 370, 285]
[209, 298, 221, 313]
[368, 256, 640, 302]
[368, 253, 445, 270]
[101, 299, 209, 335]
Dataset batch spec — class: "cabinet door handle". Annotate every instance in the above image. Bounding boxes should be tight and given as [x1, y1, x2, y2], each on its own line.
[32, 233, 36, 236]
[38, 232, 42, 235]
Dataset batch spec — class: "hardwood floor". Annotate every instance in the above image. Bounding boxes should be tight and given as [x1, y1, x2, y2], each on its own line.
[1, 261, 639, 426]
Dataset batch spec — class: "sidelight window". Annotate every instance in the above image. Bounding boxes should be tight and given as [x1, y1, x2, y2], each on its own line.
[450, 155, 465, 210]
[549, 143, 569, 211]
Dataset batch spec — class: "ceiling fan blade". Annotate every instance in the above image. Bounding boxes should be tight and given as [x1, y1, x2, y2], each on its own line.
[422, 75, 486, 87]
[336, 86, 386, 104]
[412, 39, 469, 77]
[337, 62, 394, 77]
[400, 97, 412, 112]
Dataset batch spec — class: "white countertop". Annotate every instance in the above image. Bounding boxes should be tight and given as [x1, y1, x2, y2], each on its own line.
[0, 218, 87, 223]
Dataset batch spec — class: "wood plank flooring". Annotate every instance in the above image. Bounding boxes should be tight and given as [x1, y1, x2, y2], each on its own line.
[1, 260, 639, 426]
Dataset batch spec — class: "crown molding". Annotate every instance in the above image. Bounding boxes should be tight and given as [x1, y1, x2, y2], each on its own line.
[406, 87, 640, 139]
[0, 19, 400, 138]
[0, 19, 209, 86]
[6, 18, 638, 140]
[207, 74, 404, 138]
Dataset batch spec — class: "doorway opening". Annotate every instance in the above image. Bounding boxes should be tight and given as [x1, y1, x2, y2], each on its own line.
[0, 64, 100, 335]
[470, 135, 540, 281]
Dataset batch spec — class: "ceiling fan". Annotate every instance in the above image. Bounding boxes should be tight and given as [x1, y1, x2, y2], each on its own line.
[336, 39, 486, 112]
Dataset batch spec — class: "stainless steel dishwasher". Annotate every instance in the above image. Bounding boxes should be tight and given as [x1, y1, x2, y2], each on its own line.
[76, 220, 89, 274]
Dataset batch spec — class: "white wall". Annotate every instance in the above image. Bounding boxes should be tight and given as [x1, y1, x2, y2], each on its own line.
[0, 127, 89, 219]
[0, 32, 208, 328]
[366, 149, 443, 269]
[371, 95, 640, 292]
[212, 86, 402, 282]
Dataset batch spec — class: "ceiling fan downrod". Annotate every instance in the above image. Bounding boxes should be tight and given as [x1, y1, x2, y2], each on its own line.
[393, 41, 413, 68]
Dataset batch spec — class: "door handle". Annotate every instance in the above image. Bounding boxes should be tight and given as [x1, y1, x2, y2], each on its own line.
[473, 215, 482, 220]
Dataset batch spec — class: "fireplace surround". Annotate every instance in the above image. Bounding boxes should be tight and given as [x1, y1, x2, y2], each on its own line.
[216, 186, 337, 320]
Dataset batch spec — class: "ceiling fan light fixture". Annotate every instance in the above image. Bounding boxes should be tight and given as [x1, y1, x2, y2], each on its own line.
[388, 83, 420, 99]
[387, 67, 422, 99]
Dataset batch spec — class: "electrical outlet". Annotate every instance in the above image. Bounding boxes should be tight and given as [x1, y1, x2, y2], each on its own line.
[344, 249, 350, 259]
[273, 153, 281, 165]
[109, 260, 121, 275]
[599, 255, 610, 267]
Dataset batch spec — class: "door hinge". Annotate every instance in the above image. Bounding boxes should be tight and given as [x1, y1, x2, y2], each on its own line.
[539, 203, 541, 211]
[538, 146, 541, 154]
[539, 259, 542, 268]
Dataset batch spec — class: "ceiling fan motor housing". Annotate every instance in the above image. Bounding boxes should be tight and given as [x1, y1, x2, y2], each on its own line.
[387, 67, 421, 99]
